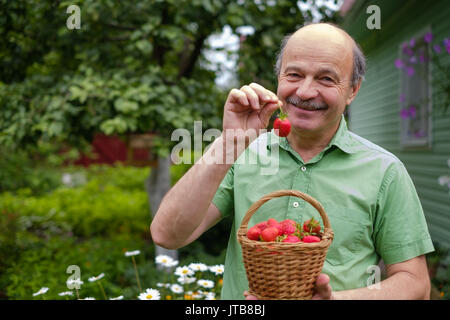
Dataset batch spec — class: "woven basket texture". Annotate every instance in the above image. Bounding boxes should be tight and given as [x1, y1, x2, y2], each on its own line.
[237, 190, 334, 300]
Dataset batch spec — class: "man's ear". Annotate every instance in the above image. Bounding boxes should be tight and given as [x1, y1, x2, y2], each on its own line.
[346, 80, 362, 106]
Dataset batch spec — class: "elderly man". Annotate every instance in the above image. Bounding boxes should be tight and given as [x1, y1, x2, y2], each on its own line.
[150, 23, 434, 299]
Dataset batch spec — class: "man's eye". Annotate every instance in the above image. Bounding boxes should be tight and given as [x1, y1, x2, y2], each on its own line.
[321, 76, 334, 82]
[287, 73, 301, 78]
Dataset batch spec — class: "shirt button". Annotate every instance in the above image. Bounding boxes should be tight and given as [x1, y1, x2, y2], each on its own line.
[301, 166, 306, 172]
[293, 202, 299, 208]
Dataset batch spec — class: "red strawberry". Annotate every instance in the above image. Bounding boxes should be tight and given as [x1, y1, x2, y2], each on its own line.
[261, 227, 279, 242]
[302, 235, 321, 243]
[267, 218, 283, 236]
[303, 218, 321, 234]
[246, 226, 262, 241]
[273, 117, 291, 137]
[267, 218, 278, 227]
[254, 221, 268, 231]
[280, 219, 296, 226]
[282, 235, 301, 243]
[281, 222, 297, 235]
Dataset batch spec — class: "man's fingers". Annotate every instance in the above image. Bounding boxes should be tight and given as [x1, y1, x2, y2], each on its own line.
[229, 88, 249, 107]
[260, 101, 282, 127]
[249, 82, 279, 103]
[240, 85, 260, 111]
[243, 291, 258, 300]
[228, 84, 278, 113]
[312, 273, 333, 300]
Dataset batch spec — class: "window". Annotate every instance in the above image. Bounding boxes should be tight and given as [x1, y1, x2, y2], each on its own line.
[397, 29, 432, 149]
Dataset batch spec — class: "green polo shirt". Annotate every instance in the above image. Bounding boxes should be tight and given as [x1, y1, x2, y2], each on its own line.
[212, 116, 434, 300]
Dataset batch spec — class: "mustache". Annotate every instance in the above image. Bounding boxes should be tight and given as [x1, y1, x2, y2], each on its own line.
[285, 96, 328, 110]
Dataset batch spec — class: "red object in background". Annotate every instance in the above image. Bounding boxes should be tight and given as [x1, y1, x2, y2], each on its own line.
[74, 133, 151, 167]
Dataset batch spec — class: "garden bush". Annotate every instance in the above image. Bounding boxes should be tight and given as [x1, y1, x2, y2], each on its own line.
[0, 163, 228, 300]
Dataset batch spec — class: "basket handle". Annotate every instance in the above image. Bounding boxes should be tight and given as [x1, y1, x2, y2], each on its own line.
[240, 190, 331, 232]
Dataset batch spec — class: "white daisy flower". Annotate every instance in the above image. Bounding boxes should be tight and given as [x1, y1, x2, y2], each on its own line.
[83, 297, 96, 300]
[177, 276, 196, 285]
[66, 278, 84, 288]
[138, 288, 160, 300]
[209, 264, 224, 275]
[109, 295, 124, 300]
[204, 292, 216, 300]
[32, 287, 49, 297]
[174, 266, 194, 277]
[197, 279, 214, 289]
[155, 255, 174, 267]
[168, 260, 179, 267]
[58, 291, 73, 296]
[88, 273, 105, 282]
[124, 250, 141, 257]
[188, 263, 208, 272]
[156, 282, 171, 288]
[170, 284, 183, 294]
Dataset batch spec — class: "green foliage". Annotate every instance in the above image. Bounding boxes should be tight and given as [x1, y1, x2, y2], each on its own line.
[0, 164, 230, 299]
[0, 149, 62, 195]
[3, 235, 152, 300]
[0, 0, 336, 156]
[0, 167, 150, 238]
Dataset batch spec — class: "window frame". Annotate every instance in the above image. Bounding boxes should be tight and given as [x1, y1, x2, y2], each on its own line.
[398, 26, 433, 151]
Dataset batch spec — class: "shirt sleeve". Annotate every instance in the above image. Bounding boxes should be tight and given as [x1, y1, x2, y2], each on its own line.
[373, 161, 434, 265]
[211, 164, 235, 219]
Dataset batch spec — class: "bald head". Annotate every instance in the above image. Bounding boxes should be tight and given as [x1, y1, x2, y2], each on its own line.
[292, 23, 355, 48]
[275, 23, 366, 87]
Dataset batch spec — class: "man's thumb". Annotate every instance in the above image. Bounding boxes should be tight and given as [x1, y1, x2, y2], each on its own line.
[260, 101, 282, 128]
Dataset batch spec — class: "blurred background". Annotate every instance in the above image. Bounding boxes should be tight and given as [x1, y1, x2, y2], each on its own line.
[0, 0, 448, 300]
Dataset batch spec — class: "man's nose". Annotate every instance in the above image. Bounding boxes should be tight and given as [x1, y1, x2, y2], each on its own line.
[295, 78, 319, 100]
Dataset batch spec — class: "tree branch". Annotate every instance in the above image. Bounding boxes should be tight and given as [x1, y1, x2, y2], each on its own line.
[177, 33, 208, 78]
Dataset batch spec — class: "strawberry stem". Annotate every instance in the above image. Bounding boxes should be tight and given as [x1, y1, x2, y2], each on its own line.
[278, 109, 288, 120]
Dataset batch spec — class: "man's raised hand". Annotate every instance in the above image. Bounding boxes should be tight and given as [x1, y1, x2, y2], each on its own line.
[222, 83, 281, 133]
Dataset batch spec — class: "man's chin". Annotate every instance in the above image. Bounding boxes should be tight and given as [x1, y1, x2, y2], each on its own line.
[289, 121, 321, 135]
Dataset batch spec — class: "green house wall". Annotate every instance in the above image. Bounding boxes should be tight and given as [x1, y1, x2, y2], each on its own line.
[342, 0, 450, 259]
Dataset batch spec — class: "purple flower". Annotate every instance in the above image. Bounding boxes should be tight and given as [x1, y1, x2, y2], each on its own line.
[409, 38, 416, 48]
[399, 93, 406, 104]
[400, 108, 409, 119]
[433, 44, 442, 54]
[444, 38, 450, 54]
[408, 105, 417, 118]
[395, 58, 404, 69]
[406, 66, 415, 76]
[402, 43, 414, 56]
[419, 54, 426, 63]
[409, 56, 417, 64]
[424, 32, 433, 43]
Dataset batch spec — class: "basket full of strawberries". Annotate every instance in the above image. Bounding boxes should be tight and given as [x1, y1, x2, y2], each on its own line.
[237, 190, 334, 300]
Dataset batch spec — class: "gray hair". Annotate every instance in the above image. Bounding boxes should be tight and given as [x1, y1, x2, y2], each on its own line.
[274, 26, 366, 87]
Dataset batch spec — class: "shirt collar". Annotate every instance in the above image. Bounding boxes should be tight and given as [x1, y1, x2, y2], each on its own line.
[267, 115, 356, 154]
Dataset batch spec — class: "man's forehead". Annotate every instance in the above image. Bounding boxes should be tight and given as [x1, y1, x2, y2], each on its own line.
[291, 23, 353, 47]
[282, 24, 354, 73]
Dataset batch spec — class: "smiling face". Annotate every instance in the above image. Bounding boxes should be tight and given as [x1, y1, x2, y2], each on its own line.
[277, 24, 361, 137]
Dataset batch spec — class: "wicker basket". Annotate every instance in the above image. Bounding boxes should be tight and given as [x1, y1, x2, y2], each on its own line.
[237, 190, 334, 300]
